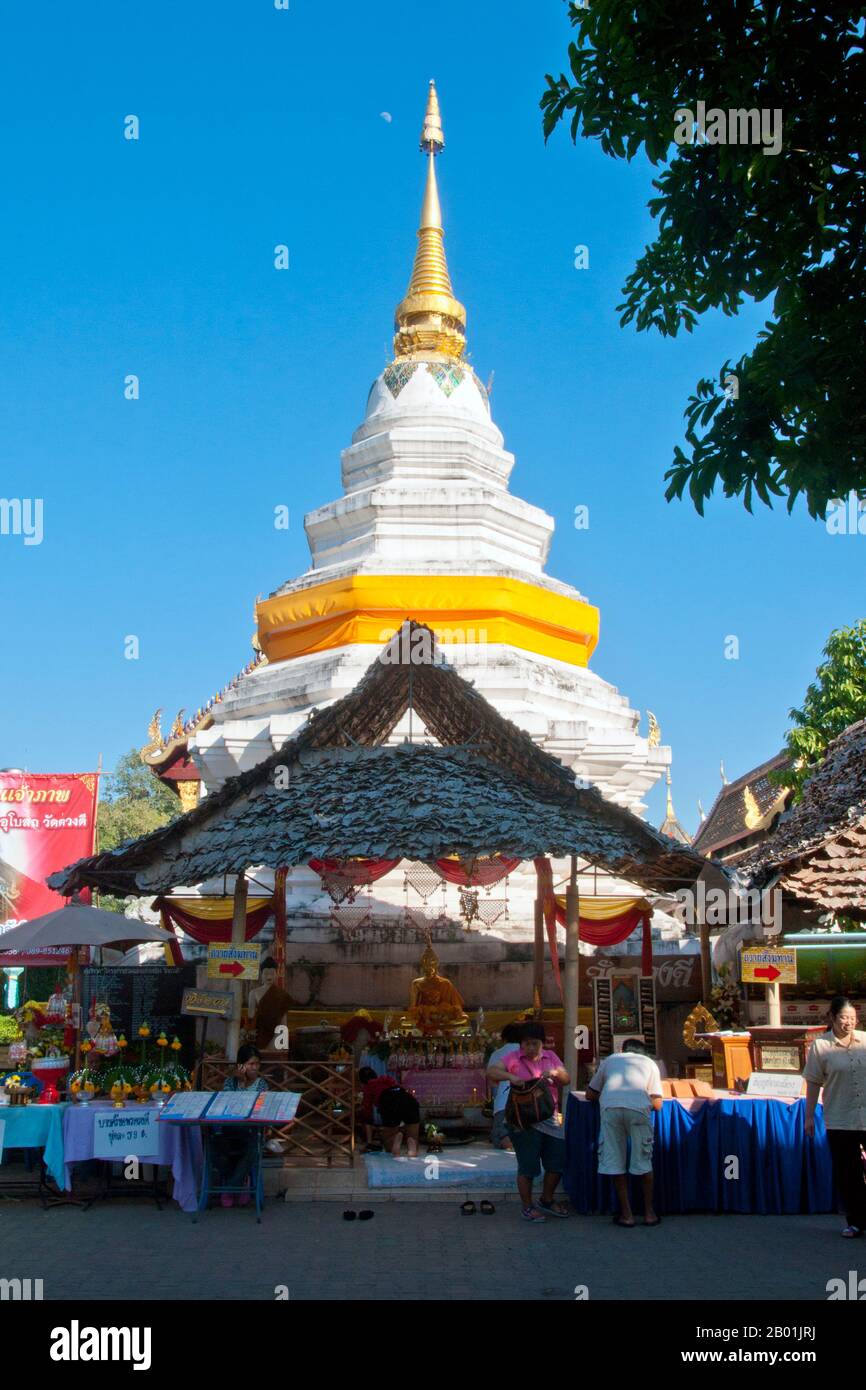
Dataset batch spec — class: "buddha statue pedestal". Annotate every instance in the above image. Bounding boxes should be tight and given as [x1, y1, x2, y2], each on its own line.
[399, 941, 469, 1037]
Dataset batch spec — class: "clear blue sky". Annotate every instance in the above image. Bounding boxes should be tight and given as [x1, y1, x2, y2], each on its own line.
[1, 1, 862, 836]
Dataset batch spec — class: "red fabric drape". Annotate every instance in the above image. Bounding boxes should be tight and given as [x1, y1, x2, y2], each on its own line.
[158, 909, 185, 966]
[308, 858, 400, 887]
[553, 901, 653, 975]
[533, 856, 562, 1000]
[272, 866, 288, 990]
[431, 854, 520, 887]
[157, 899, 274, 945]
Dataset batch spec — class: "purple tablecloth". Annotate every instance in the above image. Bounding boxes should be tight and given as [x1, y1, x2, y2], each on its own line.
[62, 1102, 202, 1212]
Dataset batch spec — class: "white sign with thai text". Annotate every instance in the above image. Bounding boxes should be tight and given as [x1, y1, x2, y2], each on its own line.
[93, 1109, 159, 1159]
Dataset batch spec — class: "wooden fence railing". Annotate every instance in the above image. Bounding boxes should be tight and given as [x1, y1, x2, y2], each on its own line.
[200, 1059, 355, 1166]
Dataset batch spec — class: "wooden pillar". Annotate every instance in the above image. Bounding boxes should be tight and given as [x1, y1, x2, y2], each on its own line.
[533, 896, 545, 1019]
[699, 917, 712, 1001]
[563, 854, 580, 1085]
[69, 947, 82, 1073]
[225, 871, 247, 1062]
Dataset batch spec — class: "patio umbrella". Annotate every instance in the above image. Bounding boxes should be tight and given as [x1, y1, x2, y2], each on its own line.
[0, 899, 172, 952]
[0, 898, 174, 1071]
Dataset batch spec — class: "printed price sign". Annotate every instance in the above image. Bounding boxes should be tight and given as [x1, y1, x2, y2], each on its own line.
[252, 1091, 301, 1124]
[204, 1090, 259, 1120]
[158, 1091, 214, 1121]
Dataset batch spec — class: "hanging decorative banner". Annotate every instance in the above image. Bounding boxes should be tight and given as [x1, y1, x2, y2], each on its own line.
[533, 856, 562, 1000]
[431, 855, 520, 888]
[309, 858, 400, 904]
[272, 866, 288, 989]
[0, 772, 99, 965]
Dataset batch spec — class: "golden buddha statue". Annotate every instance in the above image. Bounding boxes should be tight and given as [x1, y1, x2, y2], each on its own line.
[400, 942, 469, 1034]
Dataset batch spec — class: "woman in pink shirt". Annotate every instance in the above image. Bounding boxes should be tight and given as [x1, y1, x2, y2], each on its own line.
[487, 1022, 570, 1222]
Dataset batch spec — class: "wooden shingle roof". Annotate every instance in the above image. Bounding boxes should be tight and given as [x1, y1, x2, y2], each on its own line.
[51, 626, 714, 898]
[743, 719, 866, 918]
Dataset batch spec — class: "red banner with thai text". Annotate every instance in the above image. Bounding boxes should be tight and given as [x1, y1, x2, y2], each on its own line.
[0, 772, 99, 965]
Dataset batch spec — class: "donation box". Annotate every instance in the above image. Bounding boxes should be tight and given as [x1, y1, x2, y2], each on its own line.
[696, 1032, 753, 1090]
[748, 1025, 825, 1075]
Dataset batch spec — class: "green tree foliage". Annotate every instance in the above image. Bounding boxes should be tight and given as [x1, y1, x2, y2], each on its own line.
[98, 749, 178, 853]
[773, 621, 866, 800]
[542, 2, 865, 518]
[96, 750, 178, 910]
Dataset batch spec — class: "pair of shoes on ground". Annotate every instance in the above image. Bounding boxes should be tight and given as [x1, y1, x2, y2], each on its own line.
[612, 1214, 660, 1227]
[842, 1224, 864, 1237]
[343, 1208, 374, 1221]
[219, 1191, 253, 1209]
[521, 1200, 570, 1222]
[461, 1200, 495, 1215]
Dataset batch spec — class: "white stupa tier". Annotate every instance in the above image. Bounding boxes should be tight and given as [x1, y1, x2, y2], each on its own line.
[193, 356, 669, 814]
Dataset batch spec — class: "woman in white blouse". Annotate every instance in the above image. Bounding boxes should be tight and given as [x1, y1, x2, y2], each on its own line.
[804, 997, 866, 1237]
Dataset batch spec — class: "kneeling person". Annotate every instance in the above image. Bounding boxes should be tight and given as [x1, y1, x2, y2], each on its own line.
[358, 1067, 420, 1158]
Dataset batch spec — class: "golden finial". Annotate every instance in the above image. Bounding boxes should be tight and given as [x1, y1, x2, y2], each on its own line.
[743, 784, 762, 829]
[420, 79, 445, 152]
[646, 710, 661, 747]
[145, 709, 164, 751]
[393, 81, 466, 362]
[169, 709, 186, 741]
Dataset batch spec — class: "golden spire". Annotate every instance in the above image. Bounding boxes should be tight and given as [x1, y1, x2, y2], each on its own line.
[661, 769, 692, 845]
[393, 81, 467, 362]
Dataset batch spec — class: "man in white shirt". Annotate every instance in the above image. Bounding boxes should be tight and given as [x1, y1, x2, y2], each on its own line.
[585, 1038, 664, 1228]
[486, 1022, 521, 1150]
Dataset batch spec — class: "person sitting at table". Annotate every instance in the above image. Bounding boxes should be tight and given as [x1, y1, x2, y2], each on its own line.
[585, 1038, 664, 1228]
[804, 995, 866, 1238]
[358, 1066, 420, 1158]
[212, 1043, 268, 1208]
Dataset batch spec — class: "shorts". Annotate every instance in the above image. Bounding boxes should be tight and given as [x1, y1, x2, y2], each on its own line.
[508, 1125, 566, 1180]
[378, 1087, 421, 1128]
[597, 1107, 654, 1176]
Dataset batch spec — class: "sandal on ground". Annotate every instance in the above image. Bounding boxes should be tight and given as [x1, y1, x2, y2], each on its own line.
[521, 1206, 546, 1222]
[461, 1200, 476, 1215]
[480, 1200, 496, 1215]
[358, 1210, 374, 1221]
[612, 1215, 635, 1227]
[342, 1209, 357, 1221]
[644, 1215, 661, 1227]
[842, 1225, 863, 1237]
[538, 1200, 570, 1218]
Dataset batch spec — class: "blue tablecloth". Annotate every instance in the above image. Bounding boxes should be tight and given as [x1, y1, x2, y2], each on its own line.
[563, 1094, 836, 1215]
[62, 1102, 202, 1212]
[0, 1103, 68, 1187]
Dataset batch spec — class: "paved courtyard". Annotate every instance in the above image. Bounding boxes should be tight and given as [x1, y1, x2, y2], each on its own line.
[0, 1196, 857, 1301]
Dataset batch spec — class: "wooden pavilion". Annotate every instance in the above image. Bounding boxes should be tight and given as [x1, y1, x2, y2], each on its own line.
[51, 624, 717, 1084]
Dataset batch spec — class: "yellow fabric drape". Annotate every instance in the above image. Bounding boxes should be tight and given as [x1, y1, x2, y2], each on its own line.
[161, 896, 274, 921]
[552, 895, 651, 920]
[256, 574, 599, 668]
